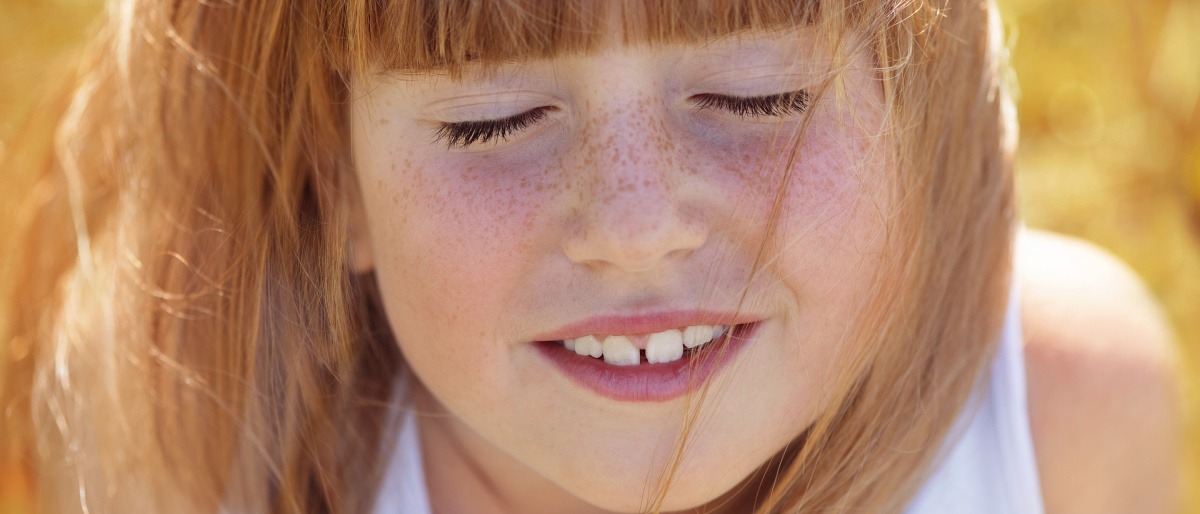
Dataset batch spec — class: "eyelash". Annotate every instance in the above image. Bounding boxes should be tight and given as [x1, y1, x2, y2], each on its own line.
[693, 90, 812, 117]
[434, 106, 554, 149]
[434, 90, 811, 149]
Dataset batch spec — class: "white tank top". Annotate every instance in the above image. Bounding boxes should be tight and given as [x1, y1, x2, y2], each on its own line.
[373, 284, 1044, 514]
[902, 281, 1045, 513]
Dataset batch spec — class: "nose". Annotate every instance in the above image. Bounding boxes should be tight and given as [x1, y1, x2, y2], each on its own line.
[561, 103, 708, 273]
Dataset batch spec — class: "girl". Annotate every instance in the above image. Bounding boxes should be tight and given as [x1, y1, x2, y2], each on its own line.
[0, 0, 1180, 512]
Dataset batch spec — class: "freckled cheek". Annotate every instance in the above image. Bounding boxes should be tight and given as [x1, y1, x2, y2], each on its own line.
[414, 158, 560, 259]
[777, 127, 893, 307]
[696, 138, 788, 216]
[698, 126, 862, 220]
[779, 120, 890, 224]
[365, 155, 559, 338]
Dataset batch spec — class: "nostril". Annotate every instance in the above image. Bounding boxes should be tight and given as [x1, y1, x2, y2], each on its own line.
[562, 226, 705, 273]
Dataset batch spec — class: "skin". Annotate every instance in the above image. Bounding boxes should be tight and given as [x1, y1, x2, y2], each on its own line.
[1018, 230, 1180, 513]
[349, 28, 892, 514]
[347, 28, 1182, 514]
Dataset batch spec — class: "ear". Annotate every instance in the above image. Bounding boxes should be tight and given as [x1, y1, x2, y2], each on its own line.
[345, 175, 375, 274]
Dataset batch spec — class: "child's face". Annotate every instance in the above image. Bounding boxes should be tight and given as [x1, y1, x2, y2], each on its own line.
[350, 28, 892, 511]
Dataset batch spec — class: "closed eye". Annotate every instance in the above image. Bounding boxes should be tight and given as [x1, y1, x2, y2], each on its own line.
[692, 90, 811, 118]
[435, 106, 556, 149]
[434, 90, 810, 150]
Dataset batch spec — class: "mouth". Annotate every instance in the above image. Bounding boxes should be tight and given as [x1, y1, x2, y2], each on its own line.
[534, 321, 762, 403]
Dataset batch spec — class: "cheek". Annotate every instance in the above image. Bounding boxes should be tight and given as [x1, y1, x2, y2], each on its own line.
[694, 118, 870, 228]
[797, 155, 891, 386]
[759, 113, 894, 412]
[355, 145, 563, 362]
[770, 83, 893, 273]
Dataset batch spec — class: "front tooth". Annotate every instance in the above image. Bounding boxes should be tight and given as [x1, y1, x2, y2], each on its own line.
[646, 329, 684, 364]
[712, 325, 728, 342]
[574, 335, 603, 358]
[564, 339, 576, 352]
[601, 336, 640, 366]
[682, 325, 715, 348]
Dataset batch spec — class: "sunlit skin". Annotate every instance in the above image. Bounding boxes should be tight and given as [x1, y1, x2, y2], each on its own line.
[348, 28, 894, 513]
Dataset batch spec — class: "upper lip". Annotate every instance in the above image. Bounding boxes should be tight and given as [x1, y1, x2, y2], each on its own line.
[531, 310, 764, 342]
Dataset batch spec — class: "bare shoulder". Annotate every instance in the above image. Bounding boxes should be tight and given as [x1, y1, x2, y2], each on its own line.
[1017, 229, 1181, 513]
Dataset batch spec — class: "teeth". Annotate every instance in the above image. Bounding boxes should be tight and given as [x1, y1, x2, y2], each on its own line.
[681, 325, 714, 348]
[645, 329, 684, 364]
[601, 336, 640, 366]
[562, 324, 734, 365]
[573, 335, 603, 358]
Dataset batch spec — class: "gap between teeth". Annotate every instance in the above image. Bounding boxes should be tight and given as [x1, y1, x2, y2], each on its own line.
[562, 325, 728, 366]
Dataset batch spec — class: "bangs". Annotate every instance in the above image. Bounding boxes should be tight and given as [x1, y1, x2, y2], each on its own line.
[338, 0, 839, 75]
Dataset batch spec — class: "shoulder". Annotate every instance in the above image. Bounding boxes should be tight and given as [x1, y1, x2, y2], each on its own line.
[1016, 229, 1181, 513]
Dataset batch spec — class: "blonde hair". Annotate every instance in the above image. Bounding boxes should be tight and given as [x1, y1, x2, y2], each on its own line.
[0, 0, 1016, 512]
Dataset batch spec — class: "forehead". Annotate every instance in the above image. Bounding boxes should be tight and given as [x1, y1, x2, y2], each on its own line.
[359, 0, 826, 74]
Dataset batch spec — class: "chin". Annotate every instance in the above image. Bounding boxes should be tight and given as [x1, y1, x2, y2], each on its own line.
[569, 487, 721, 514]
[559, 458, 753, 514]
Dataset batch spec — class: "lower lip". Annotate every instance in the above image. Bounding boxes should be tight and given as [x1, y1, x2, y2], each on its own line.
[534, 322, 761, 403]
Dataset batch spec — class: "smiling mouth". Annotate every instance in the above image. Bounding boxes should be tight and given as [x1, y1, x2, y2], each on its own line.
[535, 322, 761, 402]
[554, 324, 730, 366]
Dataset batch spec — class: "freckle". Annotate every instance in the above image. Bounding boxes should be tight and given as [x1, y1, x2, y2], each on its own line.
[378, 118, 389, 126]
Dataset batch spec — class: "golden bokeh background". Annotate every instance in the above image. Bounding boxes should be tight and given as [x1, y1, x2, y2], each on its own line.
[1, 0, 1197, 512]
[1003, 0, 1200, 510]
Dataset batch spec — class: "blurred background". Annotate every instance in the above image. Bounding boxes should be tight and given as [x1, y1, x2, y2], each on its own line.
[1002, 0, 1200, 510]
[1, 0, 1197, 512]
